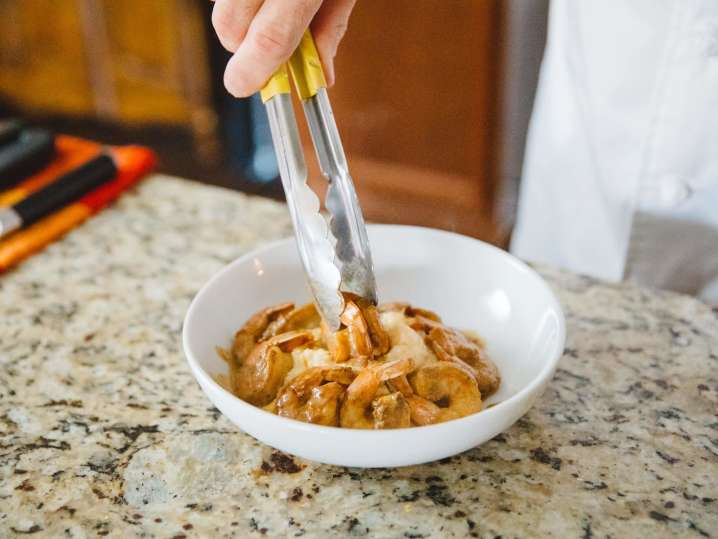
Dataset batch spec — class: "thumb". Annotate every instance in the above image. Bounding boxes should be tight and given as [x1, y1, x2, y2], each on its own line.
[310, 0, 357, 86]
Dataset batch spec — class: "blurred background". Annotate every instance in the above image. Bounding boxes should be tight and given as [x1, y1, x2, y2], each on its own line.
[0, 0, 548, 246]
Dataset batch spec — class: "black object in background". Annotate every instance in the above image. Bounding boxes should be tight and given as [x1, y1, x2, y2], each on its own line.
[221, 94, 279, 184]
[0, 119, 23, 147]
[12, 153, 117, 228]
[0, 121, 56, 190]
[205, 18, 279, 187]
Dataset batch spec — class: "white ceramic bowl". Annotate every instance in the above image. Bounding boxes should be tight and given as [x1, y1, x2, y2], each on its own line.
[183, 225, 565, 468]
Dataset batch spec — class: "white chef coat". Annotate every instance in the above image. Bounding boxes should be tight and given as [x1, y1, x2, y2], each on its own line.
[511, 0, 718, 304]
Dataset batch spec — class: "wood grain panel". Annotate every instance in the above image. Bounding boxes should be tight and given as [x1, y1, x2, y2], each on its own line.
[330, 0, 500, 181]
[306, 0, 502, 238]
[0, 1, 94, 114]
[101, 0, 191, 123]
[306, 155, 498, 242]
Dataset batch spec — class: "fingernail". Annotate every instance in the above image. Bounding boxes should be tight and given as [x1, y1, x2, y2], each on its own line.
[325, 61, 335, 87]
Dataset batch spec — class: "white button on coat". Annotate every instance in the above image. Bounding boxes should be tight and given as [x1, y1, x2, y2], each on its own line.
[511, 0, 718, 304]
[641, 176, 692, 210]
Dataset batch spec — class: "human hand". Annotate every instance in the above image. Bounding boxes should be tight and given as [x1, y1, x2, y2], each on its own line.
[211, 0, 356, 97]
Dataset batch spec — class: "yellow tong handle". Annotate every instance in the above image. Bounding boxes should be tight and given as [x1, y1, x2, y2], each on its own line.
[259, 63, 291, 103]
[259, 30, 327, 102]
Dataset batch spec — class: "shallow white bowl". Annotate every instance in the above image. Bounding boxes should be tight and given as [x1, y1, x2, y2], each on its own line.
[183, 225, 565, 468]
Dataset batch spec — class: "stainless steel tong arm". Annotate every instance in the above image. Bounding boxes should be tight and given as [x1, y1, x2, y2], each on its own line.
[264, 92, 344, 328]
[302, 89, 378, 304]
[259, 31, 378, 329]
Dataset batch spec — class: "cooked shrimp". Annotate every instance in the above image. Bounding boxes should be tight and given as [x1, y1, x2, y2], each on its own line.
[304, 382, 345, 426]
[406, 394, 442, 426]
[225, 299, 500, 429]
[340, 300, 373, 357]
[415, 320, 501, 397]
[387, 374, 413, 397]
[323, 366, 356, 385]
[275, 366, 355, 426]
[280, 303, 322, 332]
[358, 301, 390, 356]
[352, 295, 391, 355]
[372, 392, 411, 428]
[231, 303, 294, 361]
[340, 358, 414, 428]
[319, 294, 391, 361]
[321, 320, 351, 362]
[279, 367, 325, 400]
[231, 330, 312, 406]
[408, 363, 482, 423]
[387, 375, 441, 426]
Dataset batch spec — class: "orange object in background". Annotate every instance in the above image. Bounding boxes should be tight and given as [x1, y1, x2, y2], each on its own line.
[0, 140, 156, 272]
[0, 135, 101, 207]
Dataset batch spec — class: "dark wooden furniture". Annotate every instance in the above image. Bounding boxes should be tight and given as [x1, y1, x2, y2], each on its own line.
[0, 0, 504, 241]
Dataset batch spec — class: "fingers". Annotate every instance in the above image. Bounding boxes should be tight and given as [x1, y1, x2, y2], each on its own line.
[215, 0, 356, 96]
[212, 0, 264, 52]
[224, 0, 323, 97]
[310, 0, 356, 86]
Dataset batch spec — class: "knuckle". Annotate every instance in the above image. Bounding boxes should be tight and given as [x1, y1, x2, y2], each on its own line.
[211, 2, 246, 51]
[212, 17, 239, 50]
[211, 4, 232, 36]
[251, 22, 294, 57]
[333, 21, 349, 41]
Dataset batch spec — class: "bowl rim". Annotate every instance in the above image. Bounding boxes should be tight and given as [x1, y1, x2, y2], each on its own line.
[182, 224, 566, 437]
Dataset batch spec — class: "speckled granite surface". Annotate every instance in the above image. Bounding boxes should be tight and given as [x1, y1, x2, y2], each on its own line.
[0, 175, 716, 539]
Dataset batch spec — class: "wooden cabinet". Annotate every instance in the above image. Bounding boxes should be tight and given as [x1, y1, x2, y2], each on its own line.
[0, 1, 94, 115]
[307, 0, 503, 241]
[0, 1, 504, 240]
[0, 0, 218, 161]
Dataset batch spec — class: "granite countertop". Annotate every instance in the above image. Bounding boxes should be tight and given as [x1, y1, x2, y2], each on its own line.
[1, 175, 716, 538]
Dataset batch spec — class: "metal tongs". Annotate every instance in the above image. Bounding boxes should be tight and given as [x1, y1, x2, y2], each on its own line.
[260, 31, 377, 330]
